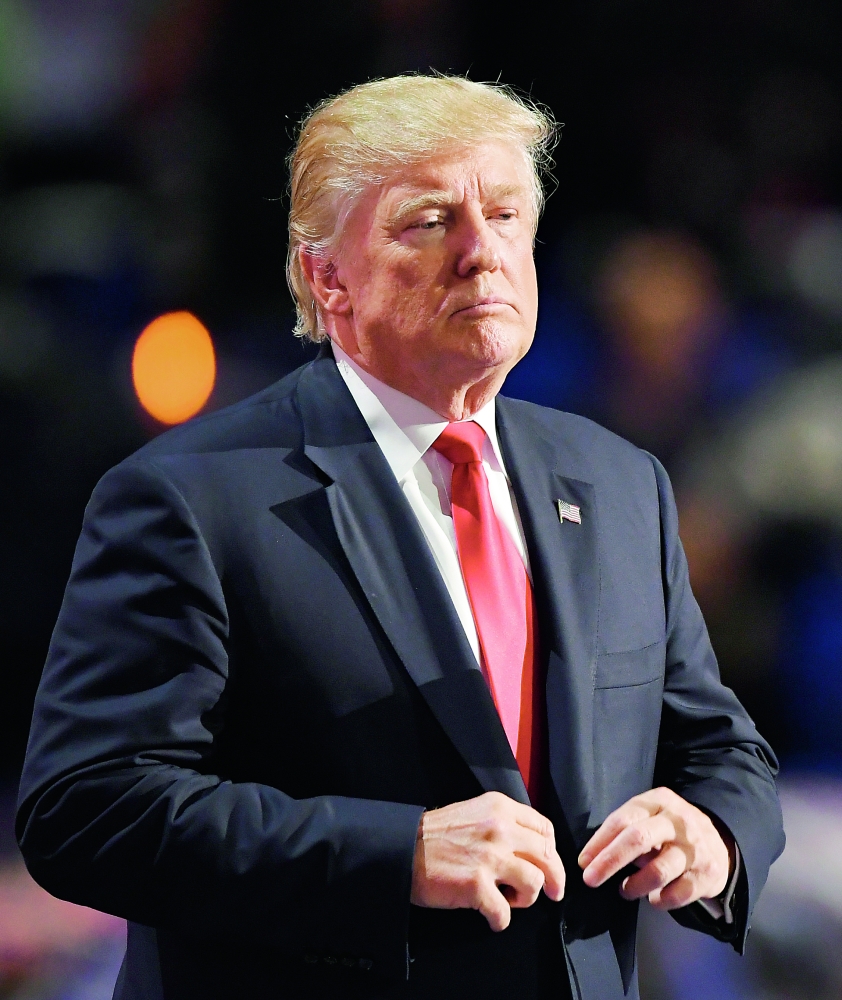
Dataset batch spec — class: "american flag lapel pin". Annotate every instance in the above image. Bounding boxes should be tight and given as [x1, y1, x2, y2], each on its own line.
[556, 499, 582, 525]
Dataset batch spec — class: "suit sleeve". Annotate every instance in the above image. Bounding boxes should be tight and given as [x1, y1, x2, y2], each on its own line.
[647, 452, 785, 951]
[15, 458, 424, 980]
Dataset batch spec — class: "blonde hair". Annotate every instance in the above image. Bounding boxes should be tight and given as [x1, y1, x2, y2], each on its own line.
[287, 74, 558, 341]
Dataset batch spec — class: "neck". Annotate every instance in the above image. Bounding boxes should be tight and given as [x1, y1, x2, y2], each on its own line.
[330, 338, 505, 420]
[421, 375, 502, 420]
[354, 357, 504, 420]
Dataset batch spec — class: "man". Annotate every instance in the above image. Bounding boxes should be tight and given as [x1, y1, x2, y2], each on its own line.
[17, 76, 784, 1000]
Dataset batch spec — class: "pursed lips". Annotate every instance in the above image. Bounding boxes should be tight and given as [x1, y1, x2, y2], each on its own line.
[450, 298, 514, 317]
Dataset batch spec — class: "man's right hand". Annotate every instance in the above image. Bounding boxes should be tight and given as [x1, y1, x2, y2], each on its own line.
[410, 791, 566, 932]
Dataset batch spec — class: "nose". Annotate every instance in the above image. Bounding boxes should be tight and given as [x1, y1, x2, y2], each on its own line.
[454, 214, 501, 278]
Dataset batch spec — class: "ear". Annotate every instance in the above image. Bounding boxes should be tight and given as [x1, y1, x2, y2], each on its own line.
[298, 246, 351, 319]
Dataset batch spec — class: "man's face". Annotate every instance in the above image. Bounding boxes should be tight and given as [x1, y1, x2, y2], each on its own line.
[327, 140, 539, 409]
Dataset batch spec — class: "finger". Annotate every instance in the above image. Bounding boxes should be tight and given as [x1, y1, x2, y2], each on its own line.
[578, 788, 683, 869]
[514, 802, 564, 896]
[582, 813, 677, 887]
[542, 854, 566, 902]
[632, 848, 661, 870]
[509, 826, 566, 902]
[496, 857, 546, 909]
[619, 845, 688, 900]
[479, 793, 559, 864]
[584, 812, 677, 887]
[577, 803, 655, 868]
[476, 872, 512, 932]
[510, 801, 557, 841]
[649, 872, 700, 911]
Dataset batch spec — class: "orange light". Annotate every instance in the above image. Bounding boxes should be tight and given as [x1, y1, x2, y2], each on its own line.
[132, 312, 216, 425]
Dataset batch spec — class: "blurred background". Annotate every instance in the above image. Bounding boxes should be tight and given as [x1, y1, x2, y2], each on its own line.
[1, 1, 841, 996]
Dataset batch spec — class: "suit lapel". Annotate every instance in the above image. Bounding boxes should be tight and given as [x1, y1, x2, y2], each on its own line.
[496, 398, 601, 835]
[295, 353, 528, 804]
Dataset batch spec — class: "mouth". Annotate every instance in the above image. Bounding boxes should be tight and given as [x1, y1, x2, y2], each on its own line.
[450, 298, 513, 317]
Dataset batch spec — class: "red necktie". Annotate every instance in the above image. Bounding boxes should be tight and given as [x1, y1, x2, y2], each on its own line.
[433, 421, 541, 800]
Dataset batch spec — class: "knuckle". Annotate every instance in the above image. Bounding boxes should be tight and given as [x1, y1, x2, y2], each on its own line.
[671, 880, 695, 907]
[524, 885, 541, 906]
[488, 791, 507, 812]
[647, 858, 668, 884]
[527, 868, 544, 894]
[703, 857, 725, 888]
[479, 813, 501, 840]
[488, 815, 508, 841]
[650, 856, 678, 885]
[627, 825, 648, 850]
[686, 836, 703, 864]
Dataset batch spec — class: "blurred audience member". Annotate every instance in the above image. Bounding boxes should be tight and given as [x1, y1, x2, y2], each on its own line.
[592, 231, 726, 463]
[678, 356, 842, 770]
[508, 229, 792, 470]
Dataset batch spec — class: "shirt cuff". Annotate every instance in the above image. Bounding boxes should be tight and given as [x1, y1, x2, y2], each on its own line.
[697, 843, 740, 924]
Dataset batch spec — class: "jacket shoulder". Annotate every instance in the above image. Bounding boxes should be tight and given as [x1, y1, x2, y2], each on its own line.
[131, 363, 309, 461]
[497, 395, 656, 481]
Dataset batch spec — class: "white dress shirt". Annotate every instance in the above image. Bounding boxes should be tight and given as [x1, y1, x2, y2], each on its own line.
[332, 342, 531, 666]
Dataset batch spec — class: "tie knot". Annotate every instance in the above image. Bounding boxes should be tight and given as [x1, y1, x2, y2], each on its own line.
[432, 421, 486, 465]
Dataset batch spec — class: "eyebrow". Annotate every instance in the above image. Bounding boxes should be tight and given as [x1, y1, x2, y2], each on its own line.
[388, 183, 528, 226]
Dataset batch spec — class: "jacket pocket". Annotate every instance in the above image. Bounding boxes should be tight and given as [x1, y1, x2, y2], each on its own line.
[594, 641, 665, 689]
[592, 644, 665, 817]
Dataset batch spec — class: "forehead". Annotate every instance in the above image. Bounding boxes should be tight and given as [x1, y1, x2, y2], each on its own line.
[373, 140, 533, 215]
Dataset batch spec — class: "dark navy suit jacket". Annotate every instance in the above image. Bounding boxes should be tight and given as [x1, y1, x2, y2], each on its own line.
[16, 349, 784, 1000]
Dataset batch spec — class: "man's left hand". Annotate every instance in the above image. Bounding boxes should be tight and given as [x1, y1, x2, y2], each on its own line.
[577, 787, 733, 910]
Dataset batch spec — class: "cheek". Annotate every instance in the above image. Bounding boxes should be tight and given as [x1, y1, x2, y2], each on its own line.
[369, 259, 429, 308]
[522, 283, 539, 337]
[501, 241, 538, 303]
[378, 285, 428, 330]
[517, 253, 539, 302]
[353, 274, 433, 350]
[385, 270, 440, 328]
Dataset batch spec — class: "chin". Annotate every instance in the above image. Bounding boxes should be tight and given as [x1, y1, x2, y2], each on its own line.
[457, 322, 531, 371]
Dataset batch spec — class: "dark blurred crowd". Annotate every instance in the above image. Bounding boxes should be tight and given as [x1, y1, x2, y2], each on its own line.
[1, 1, 841, 998]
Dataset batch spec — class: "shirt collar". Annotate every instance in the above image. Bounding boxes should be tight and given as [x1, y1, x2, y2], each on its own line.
[331, 341, 507, 482]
